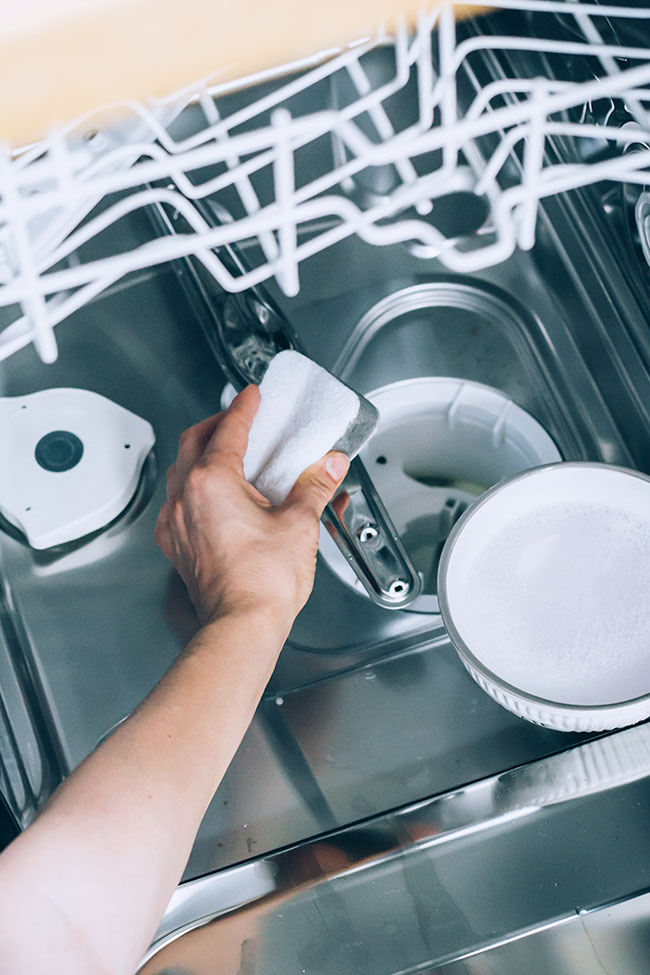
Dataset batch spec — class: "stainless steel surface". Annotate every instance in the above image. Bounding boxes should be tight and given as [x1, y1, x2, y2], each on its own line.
[2, 177, 650, 870]
[141, 724, 650, 974]
[4, 35, 650, 974]
[321, 455, 422, 609]
[0, 584, 63, 826]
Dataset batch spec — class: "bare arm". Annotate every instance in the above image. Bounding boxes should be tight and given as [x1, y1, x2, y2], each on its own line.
[0, 384, 349, 975]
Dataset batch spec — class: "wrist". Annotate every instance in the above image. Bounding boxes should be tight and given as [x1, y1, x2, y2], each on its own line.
[196, 600, 294, 659]
[203, 595, 298, 641]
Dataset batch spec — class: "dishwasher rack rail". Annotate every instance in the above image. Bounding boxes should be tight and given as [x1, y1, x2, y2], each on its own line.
[1, 1, 650, 365]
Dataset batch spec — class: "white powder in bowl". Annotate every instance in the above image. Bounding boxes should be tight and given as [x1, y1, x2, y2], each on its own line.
[444, 467, 650, 706]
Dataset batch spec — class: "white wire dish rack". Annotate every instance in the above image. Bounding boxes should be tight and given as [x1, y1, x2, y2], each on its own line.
[1, 0, 650, 365]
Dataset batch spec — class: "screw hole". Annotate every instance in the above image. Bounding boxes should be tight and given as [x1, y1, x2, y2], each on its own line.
[376, 455, 387, 465]
[21, 405, 27, 410]
[388, 579, 409, 598]
[25, 507, 31, 512]
[357, 522, 379, 543]
[124, 444, 131, 449]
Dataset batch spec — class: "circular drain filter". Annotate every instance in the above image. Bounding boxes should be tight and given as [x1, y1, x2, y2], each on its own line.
[319, 377, 561, 613]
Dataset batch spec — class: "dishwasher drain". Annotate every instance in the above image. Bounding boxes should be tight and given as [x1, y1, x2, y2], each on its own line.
[319, 377, 561, 613]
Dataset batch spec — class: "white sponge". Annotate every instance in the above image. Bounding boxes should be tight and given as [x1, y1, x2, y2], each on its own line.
[243, 350, 378, 505]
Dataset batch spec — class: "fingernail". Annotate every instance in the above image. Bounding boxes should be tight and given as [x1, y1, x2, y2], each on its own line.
[325, 452, 349, 482]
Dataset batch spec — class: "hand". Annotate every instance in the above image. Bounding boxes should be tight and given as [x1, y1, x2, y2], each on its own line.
[154, 385, 349, 631]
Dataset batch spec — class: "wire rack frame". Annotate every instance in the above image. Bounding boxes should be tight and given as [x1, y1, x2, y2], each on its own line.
[2, 0, 650, 364]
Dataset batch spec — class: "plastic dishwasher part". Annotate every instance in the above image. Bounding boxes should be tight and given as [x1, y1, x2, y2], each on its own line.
[319, 377, 561, 612]
[0, 388, 155, 549]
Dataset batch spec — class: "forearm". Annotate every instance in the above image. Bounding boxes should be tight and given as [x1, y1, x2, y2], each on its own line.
[0, 386, 347, 975]
[0, 609, 288, 975]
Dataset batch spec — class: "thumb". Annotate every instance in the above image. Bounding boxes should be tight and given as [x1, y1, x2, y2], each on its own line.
[283, 452, 350, 520]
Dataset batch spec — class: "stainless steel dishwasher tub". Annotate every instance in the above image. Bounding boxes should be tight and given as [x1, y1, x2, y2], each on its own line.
[1, 125, 650, 974]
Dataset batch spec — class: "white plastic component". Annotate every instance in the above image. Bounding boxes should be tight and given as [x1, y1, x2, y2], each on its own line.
[2, 2, 650, 364]
[318, 377, 561, 612]
[439, 463, 650, 732]
[0, 388, 155, 549]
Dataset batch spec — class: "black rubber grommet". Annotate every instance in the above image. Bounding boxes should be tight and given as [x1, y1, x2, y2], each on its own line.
[35, 430, 84, 473]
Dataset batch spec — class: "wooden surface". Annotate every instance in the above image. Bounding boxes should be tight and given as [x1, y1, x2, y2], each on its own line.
[1, 0, 485, 147]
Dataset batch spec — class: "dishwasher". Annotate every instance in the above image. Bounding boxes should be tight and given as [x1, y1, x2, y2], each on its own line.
[3, 2, 650, 972]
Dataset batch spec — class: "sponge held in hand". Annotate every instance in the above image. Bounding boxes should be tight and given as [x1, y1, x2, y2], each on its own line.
[243, 350, 378, 505]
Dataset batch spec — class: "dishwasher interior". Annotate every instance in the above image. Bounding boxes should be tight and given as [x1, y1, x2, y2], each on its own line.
[3, 4, 650, 972]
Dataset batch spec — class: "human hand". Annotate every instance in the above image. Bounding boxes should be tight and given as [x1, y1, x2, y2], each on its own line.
[154, 385, 349, 632]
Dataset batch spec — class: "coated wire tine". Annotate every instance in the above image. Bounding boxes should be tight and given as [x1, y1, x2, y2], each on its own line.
[439, 2, 459, 173]
[272, 109, 300, 297]
[518, 86, 547, 251]
[2, 1, 650, 360]
[203, 97, 280, 265]
[0, 150, 58, 363]
[574, 9, 650, 132]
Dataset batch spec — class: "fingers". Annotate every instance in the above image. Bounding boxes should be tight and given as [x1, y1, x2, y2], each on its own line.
[282, 452, 349, 522]
[167, 414, 223, 499]
[203, 385, 260, 471]
[153, 503, 171, 556]
[166, 385, 260, 499]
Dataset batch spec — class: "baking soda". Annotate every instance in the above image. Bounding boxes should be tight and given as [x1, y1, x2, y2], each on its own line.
[452, 501, 650, 705]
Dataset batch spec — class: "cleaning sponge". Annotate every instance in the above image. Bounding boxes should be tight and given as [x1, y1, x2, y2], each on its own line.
[243, 350, 378, 505]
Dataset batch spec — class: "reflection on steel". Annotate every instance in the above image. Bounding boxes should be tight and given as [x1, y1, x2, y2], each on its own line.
[0, 571, 65, 826]
[141, 724, 650, 973]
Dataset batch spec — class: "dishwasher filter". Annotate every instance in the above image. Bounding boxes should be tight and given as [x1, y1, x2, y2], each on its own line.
[0, 388, 155, 549]
[319, 377, 561, 613]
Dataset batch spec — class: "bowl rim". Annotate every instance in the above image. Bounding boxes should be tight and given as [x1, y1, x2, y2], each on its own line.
[437, 460, 650, 714]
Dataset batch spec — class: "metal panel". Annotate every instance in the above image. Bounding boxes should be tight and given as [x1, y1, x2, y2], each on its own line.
[142, 725, 650, 973]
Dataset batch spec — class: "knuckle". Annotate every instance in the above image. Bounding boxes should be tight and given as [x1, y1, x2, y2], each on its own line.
[169, 497, 185, 525]
[178, 427, 197, 451]
[304, 471, 328, 496]
[186, 463, 212, 495]
[154, 513, 171, 555]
